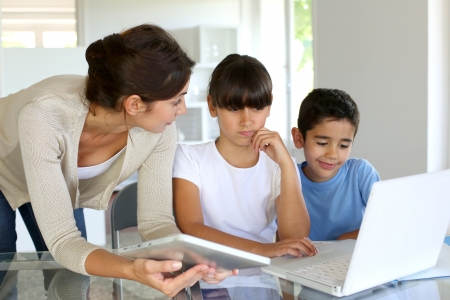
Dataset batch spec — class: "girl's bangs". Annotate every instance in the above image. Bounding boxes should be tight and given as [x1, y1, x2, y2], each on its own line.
[215, 76, 272, 110]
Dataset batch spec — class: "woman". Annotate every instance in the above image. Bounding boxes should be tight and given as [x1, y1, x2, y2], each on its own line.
[0, 24, 216, 297]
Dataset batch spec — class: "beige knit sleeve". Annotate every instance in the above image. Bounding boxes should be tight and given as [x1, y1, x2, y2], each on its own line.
[137, 123, 181, 240]
[18, 102, 101, 275]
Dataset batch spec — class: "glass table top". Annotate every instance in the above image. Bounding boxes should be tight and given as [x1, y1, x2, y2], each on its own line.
[1, 252, 450, 299]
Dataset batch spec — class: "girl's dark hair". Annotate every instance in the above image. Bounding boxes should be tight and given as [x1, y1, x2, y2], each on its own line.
[208, 54, 272, 110]
[297, 88, 360, 138]
[85, 24, 195, 110]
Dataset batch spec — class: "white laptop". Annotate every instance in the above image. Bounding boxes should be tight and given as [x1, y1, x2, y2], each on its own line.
[297, 280, 440, 300]
[262, 169, 450, 297]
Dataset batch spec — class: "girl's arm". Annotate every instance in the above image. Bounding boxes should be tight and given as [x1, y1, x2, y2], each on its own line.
[276, 160, 310, 240]
[173, 178, 315, 258]
[336, 160, 380, 241]
[251, 127, 311, 240]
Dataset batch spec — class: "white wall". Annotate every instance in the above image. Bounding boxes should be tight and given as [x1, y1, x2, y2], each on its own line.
[312, 0, 449, 180]
[239, 0, 262, 57]
[236, 0, 287, 138]
[428, 0, 449, 172]
[0, 0, 3, 96]
[3, 47, 87, 95]
[81, 0, 240, 45]
[258, 0, 287, 139]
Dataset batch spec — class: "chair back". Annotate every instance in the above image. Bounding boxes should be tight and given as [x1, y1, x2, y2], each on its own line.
[110, 182, 138, 249]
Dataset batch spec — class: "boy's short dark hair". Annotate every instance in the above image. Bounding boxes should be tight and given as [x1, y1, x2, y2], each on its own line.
[297, 88, 360, 138]
[208, 54, 272, 110]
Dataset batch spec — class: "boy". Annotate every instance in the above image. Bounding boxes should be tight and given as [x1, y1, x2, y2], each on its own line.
[291, 88, 380, 241]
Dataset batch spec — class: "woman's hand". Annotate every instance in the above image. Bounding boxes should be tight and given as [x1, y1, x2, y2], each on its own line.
[260, 238, 318, 258]
[201, 268, 239, 284]
[251, 127, 291, 167]
[132, 259, 213, 297]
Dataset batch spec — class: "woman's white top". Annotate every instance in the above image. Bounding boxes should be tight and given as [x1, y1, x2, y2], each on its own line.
[77, 147, 126, 180]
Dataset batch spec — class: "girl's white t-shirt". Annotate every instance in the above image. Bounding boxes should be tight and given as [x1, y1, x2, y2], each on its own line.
[173, 141, 300, 244]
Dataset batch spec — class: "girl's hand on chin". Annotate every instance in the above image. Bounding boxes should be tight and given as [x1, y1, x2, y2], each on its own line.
[251, 127, 291, 166]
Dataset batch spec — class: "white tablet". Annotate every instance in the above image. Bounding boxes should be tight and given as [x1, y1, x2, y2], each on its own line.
[118, 234, 270, 271]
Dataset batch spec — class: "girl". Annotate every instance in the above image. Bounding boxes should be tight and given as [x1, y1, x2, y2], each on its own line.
[173, 54, 317, 283]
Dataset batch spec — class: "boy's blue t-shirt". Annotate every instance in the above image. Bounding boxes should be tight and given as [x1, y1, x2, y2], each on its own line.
[299, 158, 380, 241]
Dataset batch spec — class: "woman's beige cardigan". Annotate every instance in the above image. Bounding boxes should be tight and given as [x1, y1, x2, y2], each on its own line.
[0, 75, 180, 275]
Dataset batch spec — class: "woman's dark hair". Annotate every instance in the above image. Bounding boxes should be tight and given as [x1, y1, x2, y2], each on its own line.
[297, 88, 360, 138]
[208, 54, 272, 110]
[85, 24, 195, 110]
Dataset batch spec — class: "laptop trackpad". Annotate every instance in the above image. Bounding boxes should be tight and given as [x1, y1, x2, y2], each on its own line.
[287, 250, 349, 269]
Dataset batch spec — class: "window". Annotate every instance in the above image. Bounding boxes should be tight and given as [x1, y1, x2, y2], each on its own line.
[290, 0, 314, 129]
[1, 31, 35, 48]
[43, 31, 77, 48]
[1, 0, 77, 48]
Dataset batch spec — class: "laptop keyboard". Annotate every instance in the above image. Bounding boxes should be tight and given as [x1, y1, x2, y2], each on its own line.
[292, 254, 352, 285]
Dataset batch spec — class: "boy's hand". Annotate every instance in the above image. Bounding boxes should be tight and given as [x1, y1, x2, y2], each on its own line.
[261, 238, 318, 258]
[252, 127, 291, 166]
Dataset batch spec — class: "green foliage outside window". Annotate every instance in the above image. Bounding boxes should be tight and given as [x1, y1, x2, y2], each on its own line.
[294, 0, 313, 70]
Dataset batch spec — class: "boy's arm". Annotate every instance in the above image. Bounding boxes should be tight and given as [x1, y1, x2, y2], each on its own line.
[359, 160, 381, 206]
[337, 230, 359, 240]
[173, 178, 316, 258]
[337, 160, 380, 240]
